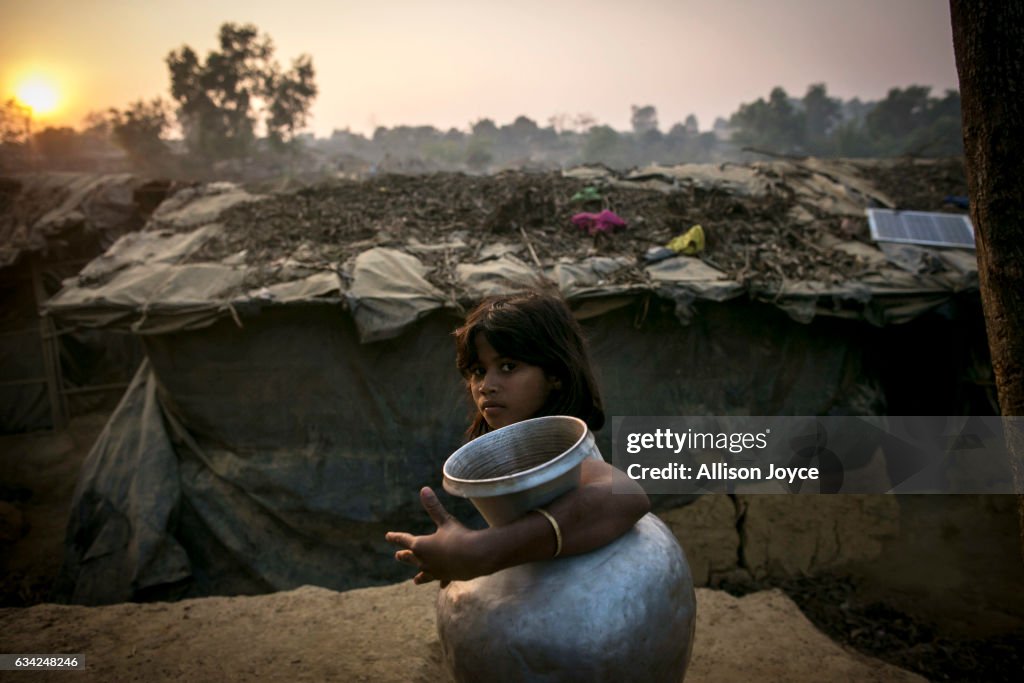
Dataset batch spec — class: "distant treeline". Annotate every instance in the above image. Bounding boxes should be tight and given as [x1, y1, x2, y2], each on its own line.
[0, 82, 962, 180]
[323, 83, 962, 174]
[0, 22, 963, 179]
[1, 23, 964, 178]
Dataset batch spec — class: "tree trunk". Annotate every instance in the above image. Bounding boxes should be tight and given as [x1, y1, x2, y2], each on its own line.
[949, 0, 1024, 561]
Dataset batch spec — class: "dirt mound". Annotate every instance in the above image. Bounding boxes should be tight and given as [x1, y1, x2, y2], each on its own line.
[864, 158, 968, 213]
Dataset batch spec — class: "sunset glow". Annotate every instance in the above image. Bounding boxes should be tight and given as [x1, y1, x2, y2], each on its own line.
[15, 76, 60, 116]
[0, 1, 958, 136]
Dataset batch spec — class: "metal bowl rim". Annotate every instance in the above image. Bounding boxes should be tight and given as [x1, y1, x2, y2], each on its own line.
[442, 415, 590, 498]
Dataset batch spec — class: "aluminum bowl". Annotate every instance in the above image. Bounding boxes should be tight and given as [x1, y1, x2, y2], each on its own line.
[442, 415, 598, 526]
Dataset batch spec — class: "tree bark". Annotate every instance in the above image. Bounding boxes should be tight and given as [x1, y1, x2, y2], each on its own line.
[949, 0, 1024, 561]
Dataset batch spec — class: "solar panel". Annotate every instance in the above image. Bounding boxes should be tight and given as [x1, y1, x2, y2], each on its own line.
[866, 208, 975, 249]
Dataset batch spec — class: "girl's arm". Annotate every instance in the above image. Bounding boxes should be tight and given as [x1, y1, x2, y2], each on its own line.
[385, 459, 651, 585]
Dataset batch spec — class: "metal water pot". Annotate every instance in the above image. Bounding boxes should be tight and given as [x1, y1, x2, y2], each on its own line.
[438, 416, 696, 683]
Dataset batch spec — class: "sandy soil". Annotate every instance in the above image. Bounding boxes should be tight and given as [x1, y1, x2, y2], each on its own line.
[0, 582, 923, 682]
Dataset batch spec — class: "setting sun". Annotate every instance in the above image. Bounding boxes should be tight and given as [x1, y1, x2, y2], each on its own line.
[15, 76, 60, 116]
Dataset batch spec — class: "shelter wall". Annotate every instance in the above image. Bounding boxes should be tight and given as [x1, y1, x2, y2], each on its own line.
[59, 295, 904, 603]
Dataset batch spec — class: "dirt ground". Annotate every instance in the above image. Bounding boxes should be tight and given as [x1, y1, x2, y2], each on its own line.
[0, 413, 109, 606]
[0, 582, 921, 683]
[0, 414, 1019, 682]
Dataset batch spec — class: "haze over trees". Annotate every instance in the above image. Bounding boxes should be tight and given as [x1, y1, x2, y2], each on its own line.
[0, 99, 32, 168]
[107, 99, 171, 173]
[0, 21, 963, 178]
[729, 83, 962, 158]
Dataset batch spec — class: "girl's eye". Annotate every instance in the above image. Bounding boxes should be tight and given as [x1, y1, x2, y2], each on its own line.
[500, 362, 517, 372]
[470, 367, 485, 378]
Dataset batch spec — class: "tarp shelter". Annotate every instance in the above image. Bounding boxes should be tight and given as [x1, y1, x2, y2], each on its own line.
[43, 160, 993, 604]
[1, 173, 165, 434]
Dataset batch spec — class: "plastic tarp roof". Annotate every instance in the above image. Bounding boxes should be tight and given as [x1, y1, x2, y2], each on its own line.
[44, 160, 978, 339]
[1, 172, 150, 433]
[0, 172, 149, 268]
[45, 228, 976, 333]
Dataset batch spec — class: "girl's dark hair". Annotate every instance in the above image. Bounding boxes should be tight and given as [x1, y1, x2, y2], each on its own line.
[454, 289, 605, 440]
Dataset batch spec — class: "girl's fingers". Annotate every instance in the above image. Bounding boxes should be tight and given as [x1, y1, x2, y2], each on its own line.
[384, 531, 415, 549]
[413, 571, 437, 585]
[395, 549, 420, 567]
[419, 487, 452, 527]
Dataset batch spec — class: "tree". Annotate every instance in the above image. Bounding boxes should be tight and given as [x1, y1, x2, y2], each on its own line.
[664, 121, 718, 164]
[572, 113, 596, 133]
[729, 86, 804, 153]
[33, 126, 80, 166]
[80, 110, 114, 150]
[904, 89, 964, 156]
[470, 118, 498, 139]
[583, 125, 620, 164]
[833, 119, 876, 157]
[950, 0, 1024, 558]
[0, 99, 32, 170]
[166, 23, 317, 159]
[1, 98, 31, 145]
[866, 86, 933, 141]
[665, 123, 691, 156]
[802, 83, 841, 153]
[505, 115, 539, 146]
[631, 105, 658, 136]
[108, 98, 171, 170]
[264, 54, 317, 148]
[465, 138, 493, 171]
[547, 113, 571, 134]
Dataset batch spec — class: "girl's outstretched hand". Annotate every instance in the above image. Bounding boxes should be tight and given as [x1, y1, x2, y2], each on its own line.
[385, 487, 493, 587]
[385, 462, 650, 586]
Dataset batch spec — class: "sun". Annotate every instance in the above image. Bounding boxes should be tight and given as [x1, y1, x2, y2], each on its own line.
[15, 77, 60, 116]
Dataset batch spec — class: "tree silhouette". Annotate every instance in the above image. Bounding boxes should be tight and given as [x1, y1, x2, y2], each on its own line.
[867, 86, 933, 140]
[33, 126, 80, 166]
[583, 125, 621, 164]
[470, 118, 498, 139]
[108, 99, 171, 171]
[631, 105, 658, 136]
[167, 23, 316, 159]
[265, 54, 317, 149]
[802, 83, 841, 153]
[0, 98, 30, 145]
[730, 87, 804, 152]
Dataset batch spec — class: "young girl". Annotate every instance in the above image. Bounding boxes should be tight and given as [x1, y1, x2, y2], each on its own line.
[385, 289, 650, 585]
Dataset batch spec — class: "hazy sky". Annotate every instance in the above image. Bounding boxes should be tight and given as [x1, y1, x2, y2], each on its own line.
[1, 0, 959, 136]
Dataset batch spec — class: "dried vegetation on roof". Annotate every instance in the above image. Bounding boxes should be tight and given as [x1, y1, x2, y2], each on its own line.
[182, 158, 966, 290]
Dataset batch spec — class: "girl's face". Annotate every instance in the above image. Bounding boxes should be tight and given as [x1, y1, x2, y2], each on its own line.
[468, 334, 561, 430]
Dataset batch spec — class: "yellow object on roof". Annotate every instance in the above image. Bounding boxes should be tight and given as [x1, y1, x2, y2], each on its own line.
[667, 224, 705, 255]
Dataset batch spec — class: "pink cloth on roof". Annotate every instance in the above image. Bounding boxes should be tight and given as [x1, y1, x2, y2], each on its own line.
[570, 210, 627, 236]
